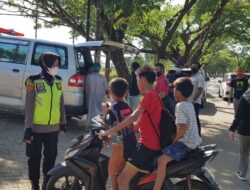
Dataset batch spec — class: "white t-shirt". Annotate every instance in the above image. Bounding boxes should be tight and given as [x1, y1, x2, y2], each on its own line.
[175, 101, 202, 149]
[189, 72, 205, 104]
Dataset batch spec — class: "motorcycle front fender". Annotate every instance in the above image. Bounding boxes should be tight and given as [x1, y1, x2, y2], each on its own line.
[198, 168, 220, 190]
[47, 161, 91, 190]
[47, 161, 69, 176]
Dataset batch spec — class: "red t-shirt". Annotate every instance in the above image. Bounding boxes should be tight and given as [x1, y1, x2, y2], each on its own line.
[155, 74, 169, 97]
[137, 91, 162, 150]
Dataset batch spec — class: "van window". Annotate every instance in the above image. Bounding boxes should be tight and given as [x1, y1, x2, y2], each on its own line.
[0, 40, 29, 64]
[75, 47, 93, 74]
[32, 43, 68, 69]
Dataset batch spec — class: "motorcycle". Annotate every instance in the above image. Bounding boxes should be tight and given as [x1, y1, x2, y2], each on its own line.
[46, 116, 220, 190]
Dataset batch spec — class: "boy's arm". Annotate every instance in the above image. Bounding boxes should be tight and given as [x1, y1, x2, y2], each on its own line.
[101, 107, 144, 136]
[172, 124, 187, 144]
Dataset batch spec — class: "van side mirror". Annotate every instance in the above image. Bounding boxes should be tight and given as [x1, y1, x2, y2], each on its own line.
[218, 80, 221, 83]
[205, 77, 210, 81]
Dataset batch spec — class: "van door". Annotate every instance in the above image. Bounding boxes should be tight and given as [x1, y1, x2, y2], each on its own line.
[0, 37, 30, 107]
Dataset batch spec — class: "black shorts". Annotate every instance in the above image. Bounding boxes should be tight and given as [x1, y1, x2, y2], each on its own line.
[127, 143, 160, 173]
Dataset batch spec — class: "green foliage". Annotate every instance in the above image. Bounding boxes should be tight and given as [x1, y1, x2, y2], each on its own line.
[3, 0, 249, 75]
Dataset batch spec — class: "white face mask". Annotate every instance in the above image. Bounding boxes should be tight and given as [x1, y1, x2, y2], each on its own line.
[48, 67, 59, 76]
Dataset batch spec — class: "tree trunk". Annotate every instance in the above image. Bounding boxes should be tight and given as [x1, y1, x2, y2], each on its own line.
[110, 50, 130, 81]
[106, 26, 130, 80]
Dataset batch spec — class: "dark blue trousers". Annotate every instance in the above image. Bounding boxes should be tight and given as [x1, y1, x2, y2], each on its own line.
[193, 103, 201, 136]
[26, 131, 58, 184]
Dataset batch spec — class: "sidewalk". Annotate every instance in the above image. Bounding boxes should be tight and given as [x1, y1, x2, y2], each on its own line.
[0, 114, 89, 190]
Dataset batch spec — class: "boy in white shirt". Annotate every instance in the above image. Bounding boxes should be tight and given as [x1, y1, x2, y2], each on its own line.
[153, 77, 202, 190]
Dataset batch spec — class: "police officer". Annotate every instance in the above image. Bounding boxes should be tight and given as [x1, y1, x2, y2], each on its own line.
[23, 52, 66, 190]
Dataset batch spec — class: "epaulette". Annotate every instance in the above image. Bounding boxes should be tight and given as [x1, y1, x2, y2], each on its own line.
[55, 75, 62, 80]
[28, 74, 41, 81]
[25, 74, 41, 86]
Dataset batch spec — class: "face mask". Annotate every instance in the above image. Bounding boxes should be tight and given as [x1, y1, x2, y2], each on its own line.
[191, 67, 198, 74]
[237, 71, 244, 78]
[156, 71, 162, 77]
[48, 67, 59, 76]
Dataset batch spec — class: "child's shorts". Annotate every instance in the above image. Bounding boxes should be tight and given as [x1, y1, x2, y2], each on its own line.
[162, 141, 193, 162]
[127, 143, 160, 173]
[108, 144, 126, 176]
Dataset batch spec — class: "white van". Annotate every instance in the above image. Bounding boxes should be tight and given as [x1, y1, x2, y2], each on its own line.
[0, 35, 138, 116]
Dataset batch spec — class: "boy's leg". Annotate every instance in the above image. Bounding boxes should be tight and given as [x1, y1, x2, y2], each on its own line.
[153, 155, 173, 190]
[111, 175, 119, 190]
[109, 145, 126, 190]
[118, 163, 138, 190]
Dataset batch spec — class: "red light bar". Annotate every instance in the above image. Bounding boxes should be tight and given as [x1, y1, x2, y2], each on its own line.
[0, 27, 24, 36]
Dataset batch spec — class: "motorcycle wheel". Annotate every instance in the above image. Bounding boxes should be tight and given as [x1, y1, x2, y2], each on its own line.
[175, 179, 211, 190]
[47, 168, 85, 190]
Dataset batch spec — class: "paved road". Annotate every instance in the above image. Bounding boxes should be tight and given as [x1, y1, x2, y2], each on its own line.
[200, 78, 249, 190]
[0, 78, 249, 190]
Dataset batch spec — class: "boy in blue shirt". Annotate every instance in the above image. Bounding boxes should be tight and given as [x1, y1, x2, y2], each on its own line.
[102, 78, 137, 190]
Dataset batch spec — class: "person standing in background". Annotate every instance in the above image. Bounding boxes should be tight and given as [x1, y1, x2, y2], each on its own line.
[85, 62, 108, 126]
[188, 62, 205, 136]
[154, 63, 169, 100]
[154, 63, 173, 114]
[23, 52, 66, 190]
[229, 88, 250, 181]
[128, 62, 141, 111]
[229, 69, 249, 115]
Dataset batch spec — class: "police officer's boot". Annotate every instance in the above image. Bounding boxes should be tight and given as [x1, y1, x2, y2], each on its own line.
[41, 175, 50, 190]
[31, 180, 40, 190]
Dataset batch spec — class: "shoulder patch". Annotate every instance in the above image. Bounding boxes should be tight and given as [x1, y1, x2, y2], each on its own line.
[36, 83, 46, 93]
[26, 79, 35, 92]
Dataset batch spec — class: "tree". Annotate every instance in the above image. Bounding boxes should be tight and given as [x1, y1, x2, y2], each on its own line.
[2, 0, 164, 80]
[126, 0, 229, 66]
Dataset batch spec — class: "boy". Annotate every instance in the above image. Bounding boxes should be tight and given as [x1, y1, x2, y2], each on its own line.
[153, 77, 202, 190]
[101, 78, 137, 190]
[99, 65, 162, 190]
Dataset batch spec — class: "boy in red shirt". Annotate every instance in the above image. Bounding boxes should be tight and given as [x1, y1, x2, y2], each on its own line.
[99, 64, 162, 190]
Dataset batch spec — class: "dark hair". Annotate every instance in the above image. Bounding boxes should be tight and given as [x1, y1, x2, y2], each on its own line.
[192, 62, 201, 69]
[174, 77, 193, 98]
[137, 64, 156, 84]
[39, 52, 61, 68]
[155, 63, 165, 70]
[110, 78, 128, 98]
[131, 62, 140, 70]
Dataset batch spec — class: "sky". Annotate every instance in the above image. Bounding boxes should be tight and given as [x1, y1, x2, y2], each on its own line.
[0, 0, 184, 44]
[0, 10, 84, 44]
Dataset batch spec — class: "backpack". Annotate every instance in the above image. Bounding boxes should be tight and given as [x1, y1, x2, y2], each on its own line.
[146, 94, 177, 149]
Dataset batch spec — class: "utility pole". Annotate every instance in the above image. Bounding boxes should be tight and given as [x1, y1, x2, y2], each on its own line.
[86, 0, 91, 41]
[35, 3, 38, 38]
[95, 0, 101, 62]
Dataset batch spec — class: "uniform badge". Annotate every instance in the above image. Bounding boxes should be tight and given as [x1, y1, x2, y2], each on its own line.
[56, 83, 62, 90]
[36, 83, 46, 93]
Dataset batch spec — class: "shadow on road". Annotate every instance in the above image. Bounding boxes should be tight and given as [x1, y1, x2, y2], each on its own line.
[200, 101, 217, 116]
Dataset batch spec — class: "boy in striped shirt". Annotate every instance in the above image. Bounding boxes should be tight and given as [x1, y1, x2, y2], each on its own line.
[153, 77, 202, 190]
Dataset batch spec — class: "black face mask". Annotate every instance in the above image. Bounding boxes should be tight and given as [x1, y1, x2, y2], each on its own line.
[191, 67, 198, 74]
[156, 71, 163, 77]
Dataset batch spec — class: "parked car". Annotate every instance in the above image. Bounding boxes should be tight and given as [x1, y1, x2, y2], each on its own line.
[0, 35, 138, 116]
[180, 68, 209, 108]
[218, 73, 250, 100]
